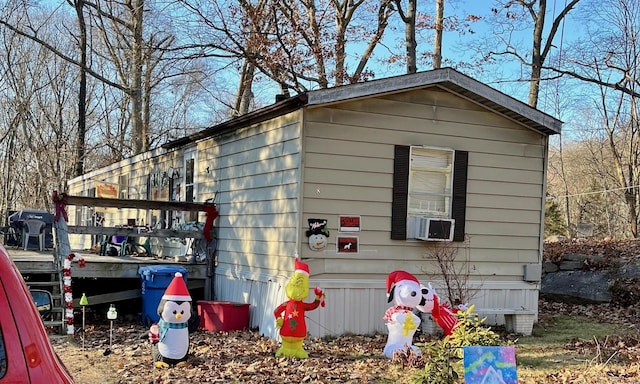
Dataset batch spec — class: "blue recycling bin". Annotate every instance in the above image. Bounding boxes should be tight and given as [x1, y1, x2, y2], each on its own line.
[138, 265, 188, 327]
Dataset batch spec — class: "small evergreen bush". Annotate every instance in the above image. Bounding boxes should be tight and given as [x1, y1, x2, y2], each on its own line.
[410, 305, 508, 384]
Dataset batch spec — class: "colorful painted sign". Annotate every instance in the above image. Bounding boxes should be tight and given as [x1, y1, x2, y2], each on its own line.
[96, 182, 118, 199]
[463, 346, 518, 384]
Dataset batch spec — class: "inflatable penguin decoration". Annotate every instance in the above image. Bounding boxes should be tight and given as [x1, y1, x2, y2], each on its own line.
[148, 272, 192, 368]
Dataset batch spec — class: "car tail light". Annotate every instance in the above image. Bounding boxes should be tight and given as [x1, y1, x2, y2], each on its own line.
[25, 343, 41, 368]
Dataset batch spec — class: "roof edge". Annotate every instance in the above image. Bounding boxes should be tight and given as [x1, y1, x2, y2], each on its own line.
[162, 94, 309, 150]
[306, 67, 562, 135]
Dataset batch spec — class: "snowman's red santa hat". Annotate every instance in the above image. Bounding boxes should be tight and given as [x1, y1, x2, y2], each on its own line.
[294, 257, 309, 276]
[162, 272, 192, 302]
[386, 270, 419, 296]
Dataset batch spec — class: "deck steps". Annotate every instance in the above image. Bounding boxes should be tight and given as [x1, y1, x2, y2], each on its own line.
[26, 281, 59, 287]
[23, 266, 65, 335]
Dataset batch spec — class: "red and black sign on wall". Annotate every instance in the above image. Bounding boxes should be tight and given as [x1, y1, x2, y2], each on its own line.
[337, 236, 358, 254]
[339, 215, 361, 232]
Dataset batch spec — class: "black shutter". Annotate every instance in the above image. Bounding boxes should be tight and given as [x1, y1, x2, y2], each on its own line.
[452, 150, 468, 241]
[391, 146, 410, 240]
[146, 174, 151, 200]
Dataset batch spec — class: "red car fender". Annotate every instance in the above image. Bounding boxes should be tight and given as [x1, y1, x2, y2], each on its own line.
[0, 245, 74, 383]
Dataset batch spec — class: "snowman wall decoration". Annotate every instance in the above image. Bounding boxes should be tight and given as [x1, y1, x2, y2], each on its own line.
[306, 218, 329, 251]
[148, 272, 192, 368]
[382, 270, 435, 359]
[274, 257, 326, 358]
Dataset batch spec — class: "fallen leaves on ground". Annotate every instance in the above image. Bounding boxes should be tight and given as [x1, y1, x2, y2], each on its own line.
[52, 324, 423, 384]
[52, 240, 640, 383]
[53, 299, 640, 384]
[543, 239, 640, 263]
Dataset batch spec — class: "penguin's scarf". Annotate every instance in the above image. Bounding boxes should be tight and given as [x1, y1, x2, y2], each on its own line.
[158, 318, 188, 342]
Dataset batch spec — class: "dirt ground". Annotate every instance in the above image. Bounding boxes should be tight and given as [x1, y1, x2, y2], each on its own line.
[51, 240, 640, 383]
[51, 299, 640, 384]
[51, 323, 413, 384]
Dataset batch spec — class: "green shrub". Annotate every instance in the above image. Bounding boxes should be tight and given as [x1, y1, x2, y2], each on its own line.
[410, 305, 507, 384]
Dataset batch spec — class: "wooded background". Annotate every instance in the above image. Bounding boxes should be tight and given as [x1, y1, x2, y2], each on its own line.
[0, 0, 637, 240]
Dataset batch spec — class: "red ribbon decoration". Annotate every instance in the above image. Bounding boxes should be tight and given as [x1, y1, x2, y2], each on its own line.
[203, 204, 218, 242]
[52, 190, 69, 222]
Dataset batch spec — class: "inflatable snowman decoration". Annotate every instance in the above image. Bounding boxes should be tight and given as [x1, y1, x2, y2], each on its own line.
[382, 270, 435, 359]
[148, 272, 192, 367]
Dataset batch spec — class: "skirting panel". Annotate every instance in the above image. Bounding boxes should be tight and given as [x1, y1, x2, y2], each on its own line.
[214, 273, 539, 338]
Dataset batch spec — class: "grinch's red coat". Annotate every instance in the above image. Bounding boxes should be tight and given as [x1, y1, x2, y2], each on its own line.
[274, 298, 321, 338]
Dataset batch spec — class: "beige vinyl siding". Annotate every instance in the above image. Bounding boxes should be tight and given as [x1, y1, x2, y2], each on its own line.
[199, 111, 303, 281]
[300, 88, 545, 283]
[305, 122, 543, 157]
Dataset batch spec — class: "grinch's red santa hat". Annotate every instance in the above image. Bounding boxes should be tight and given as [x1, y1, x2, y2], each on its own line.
[162, 272, 192, 302]
[294, 257, 310, 276]
[386, 270, 419, 296]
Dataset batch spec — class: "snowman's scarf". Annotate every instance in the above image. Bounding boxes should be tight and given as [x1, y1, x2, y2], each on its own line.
[158, 318, 188, 342]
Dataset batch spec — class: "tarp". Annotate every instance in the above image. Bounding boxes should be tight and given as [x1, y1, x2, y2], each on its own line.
[9, 209, 55, 225]
[6, 209, 55, 248]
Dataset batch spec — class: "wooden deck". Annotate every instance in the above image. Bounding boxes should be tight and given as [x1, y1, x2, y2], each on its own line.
[8, 247, 211, 306]
[8, 247, 210, 279]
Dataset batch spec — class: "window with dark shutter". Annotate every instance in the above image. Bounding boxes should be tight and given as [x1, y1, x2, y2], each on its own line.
[391, 145, 468, 241]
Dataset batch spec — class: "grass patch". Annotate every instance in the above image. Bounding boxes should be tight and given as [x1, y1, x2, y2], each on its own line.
[515, 314, 638, 379]
[522, 314, 624, 345]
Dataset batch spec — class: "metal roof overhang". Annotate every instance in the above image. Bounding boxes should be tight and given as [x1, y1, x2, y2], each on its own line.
[162, 68, 561, 150]
[162, 94, 308, 150]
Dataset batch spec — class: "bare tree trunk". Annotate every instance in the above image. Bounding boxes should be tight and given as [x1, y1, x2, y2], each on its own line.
[489, 0, 581, 108]
[433, 0, 444, 69]
[73, 0, 87, 177]
[558, 136, 573, 237]
[599, 75, 639, 238]
[351, 1, 393, 82]
[131, 0, 146, 154]
[394, 0, 417, 73]
[528, 0, 546, 108]
[1, 129, 17, 222]
[331, 0, 360, 85]
[234, 60, 255, 117]
[626, 97, 639, 237]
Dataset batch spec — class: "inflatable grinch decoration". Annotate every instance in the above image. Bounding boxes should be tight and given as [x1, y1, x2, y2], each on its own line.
[148, 272, 192, 367]
[274, 257, 326, 358]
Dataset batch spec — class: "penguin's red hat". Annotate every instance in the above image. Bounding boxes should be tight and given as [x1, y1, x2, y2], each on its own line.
[162, 272, 192, 301]
[295, 257, 310, 276]
[386, 270, 419, 295]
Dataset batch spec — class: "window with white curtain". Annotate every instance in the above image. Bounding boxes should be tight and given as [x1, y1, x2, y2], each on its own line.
[408, 146, 454, 219]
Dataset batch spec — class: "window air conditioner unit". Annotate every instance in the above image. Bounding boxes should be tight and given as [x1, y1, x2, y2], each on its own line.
[416, 217, 455, 241]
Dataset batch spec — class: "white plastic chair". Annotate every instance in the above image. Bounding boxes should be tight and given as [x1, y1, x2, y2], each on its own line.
[22, 219, 46, 251]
